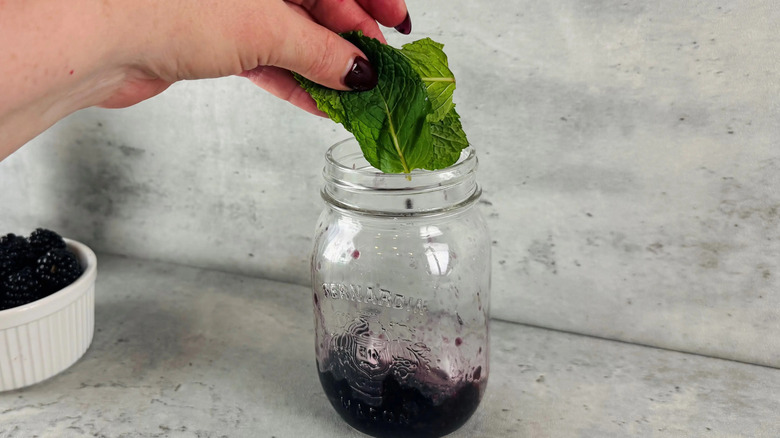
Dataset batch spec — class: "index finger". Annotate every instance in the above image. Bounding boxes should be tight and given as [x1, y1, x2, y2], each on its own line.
[354, 0, 408, 29]
[289, 0, 405, 42]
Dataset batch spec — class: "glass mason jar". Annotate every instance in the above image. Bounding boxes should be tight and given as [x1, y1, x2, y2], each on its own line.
[311, 139, 491, 438]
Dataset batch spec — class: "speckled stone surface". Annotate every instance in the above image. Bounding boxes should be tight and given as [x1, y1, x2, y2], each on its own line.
[1, 255, 779, 437]
[1, 1, 779, 367]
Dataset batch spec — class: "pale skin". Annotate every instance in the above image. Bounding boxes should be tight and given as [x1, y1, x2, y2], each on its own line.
[0, 0, 410, 161]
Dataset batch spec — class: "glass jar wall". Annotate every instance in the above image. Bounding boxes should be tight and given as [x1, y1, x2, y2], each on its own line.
[311, 139, 491, 438]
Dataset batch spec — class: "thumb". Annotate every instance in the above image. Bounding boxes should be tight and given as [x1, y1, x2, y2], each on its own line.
[268, 8, 378, 92]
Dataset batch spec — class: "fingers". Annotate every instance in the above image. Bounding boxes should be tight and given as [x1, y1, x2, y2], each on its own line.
[242, 0, 410, 113]
[287, 0, 385, 42]
[353, 0, 408, 31]
[284, 1, 314, 20]
[241, 66, 327, 117]
[267, 7, 377, 91]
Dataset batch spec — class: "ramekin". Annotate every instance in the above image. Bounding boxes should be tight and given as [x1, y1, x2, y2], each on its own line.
[0, 238, 97, 391]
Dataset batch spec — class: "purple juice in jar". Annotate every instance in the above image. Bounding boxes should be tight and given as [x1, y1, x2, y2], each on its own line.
[318, 363, 484, 438]
[315, 317, 487, 438]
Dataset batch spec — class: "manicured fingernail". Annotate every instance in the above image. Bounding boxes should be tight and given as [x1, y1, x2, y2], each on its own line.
[344, 56, 377, 91]
[394, 12, 412, 35]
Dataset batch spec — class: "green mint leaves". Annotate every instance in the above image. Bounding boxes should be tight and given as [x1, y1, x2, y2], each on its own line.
[296, 32, 469, 174]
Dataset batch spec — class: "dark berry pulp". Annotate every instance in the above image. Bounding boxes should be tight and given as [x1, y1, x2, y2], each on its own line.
[318, 366, 483, 438]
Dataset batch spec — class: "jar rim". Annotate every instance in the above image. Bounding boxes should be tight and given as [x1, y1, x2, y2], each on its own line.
[324, 138, 478, 190]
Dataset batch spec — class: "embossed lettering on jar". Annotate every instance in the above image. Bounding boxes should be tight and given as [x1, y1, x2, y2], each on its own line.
[311, 139, 491, 438]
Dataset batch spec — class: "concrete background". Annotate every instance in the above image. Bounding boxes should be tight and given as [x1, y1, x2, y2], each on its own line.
[1, 1, 779, 366]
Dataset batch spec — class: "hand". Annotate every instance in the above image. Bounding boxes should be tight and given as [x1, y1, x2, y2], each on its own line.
[101, 0, 411, 114]
[0, 0, 410, 159]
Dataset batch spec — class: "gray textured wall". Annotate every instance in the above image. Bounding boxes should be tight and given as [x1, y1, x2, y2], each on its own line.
[1, 1, 779, 366]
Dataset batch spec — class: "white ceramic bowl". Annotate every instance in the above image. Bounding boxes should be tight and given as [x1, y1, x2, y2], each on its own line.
[0, 238, 97, 391]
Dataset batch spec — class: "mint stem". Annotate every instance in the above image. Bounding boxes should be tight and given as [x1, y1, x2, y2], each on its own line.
[379, 92, 411, 174]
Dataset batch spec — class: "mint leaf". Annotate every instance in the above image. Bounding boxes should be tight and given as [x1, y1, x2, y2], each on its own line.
[303, 84, 347, 125]
[296, 32, 469, 174]
[344, 33, 433, 173]
[428, 105, 469, 170]
[399, 38, 456, 122]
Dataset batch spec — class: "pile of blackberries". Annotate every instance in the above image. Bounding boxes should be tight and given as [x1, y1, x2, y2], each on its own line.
[0, 229, 83, 311]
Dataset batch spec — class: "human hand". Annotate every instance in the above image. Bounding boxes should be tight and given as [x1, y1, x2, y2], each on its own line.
[100, 0, 411, 115]
[0, 0, 410, 159]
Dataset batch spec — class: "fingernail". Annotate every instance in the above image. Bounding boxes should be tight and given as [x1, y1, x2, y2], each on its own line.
[394, 12, 412, 35]
[344, 56, 377, 91]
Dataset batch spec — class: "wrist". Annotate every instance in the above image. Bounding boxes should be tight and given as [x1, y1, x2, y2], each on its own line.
[0, 0, 130, 156]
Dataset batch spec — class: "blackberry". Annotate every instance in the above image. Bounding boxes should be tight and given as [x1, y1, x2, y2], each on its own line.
[2, 267, 42, 310]
[0, 253, 20, 279]
[0, 234, 33, 277]
[35, 249, 82, 295]
[0, 233, 23, 247]
[28, 228, 66, 259]
[0, 233, 31, 255]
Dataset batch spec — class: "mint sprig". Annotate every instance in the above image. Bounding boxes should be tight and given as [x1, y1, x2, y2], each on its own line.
[295, 32, 469, 174]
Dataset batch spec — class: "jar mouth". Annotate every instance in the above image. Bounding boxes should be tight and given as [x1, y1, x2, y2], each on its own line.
[322, 138, 480, 215]
[324, 138, 478, 190]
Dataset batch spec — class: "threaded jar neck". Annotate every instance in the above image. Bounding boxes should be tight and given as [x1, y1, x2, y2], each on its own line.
[321, 139, 481, 216]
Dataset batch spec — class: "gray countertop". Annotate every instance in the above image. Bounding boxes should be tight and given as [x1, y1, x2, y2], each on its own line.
[1, 254, 779, 437]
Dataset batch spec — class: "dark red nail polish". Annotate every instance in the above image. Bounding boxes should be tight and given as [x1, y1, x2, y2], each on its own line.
[394, 12, 412, 35]
[344, 57, 377, 91]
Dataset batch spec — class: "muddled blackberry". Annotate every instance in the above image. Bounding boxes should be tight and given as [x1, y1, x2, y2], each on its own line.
[318, 364, 483, 438]
[35, 249, 82, 294]
[29, 228, 66, 258]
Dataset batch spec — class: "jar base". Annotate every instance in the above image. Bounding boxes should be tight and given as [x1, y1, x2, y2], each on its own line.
[318, 365, 485, 438]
